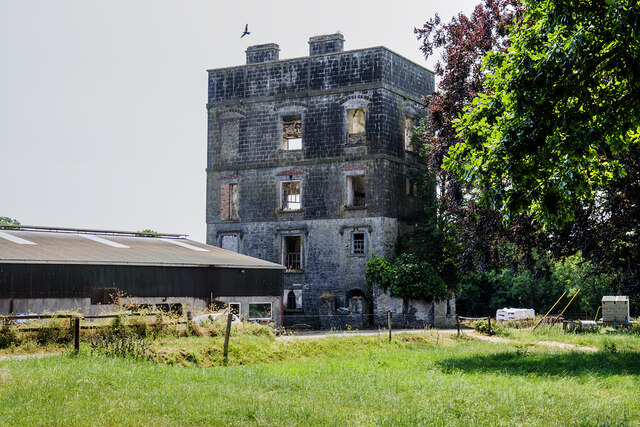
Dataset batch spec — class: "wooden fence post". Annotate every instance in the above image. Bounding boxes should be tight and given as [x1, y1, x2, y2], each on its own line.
[223, 312, 233, 365]
[387, 311, 392, 342]
[487, 316, 492, 336]
[74, 318, 80, 354]
[456, 314, 461, 337]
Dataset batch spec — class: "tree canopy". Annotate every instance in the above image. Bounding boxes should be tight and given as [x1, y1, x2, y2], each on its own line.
[449, 0, 640, 229]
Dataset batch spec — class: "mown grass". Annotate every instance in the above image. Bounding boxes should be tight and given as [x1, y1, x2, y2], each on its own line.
[2, 332, 640, 426]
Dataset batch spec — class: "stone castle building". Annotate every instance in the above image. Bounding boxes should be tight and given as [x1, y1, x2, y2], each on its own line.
[206, 33, 455, 328]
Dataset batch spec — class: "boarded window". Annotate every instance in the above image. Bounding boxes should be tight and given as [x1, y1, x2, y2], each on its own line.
[91, 287, 118, 305]
[249, 302, 272, 320]
[281, 181, 301, 210]
[281, 114, 302, 150]
[352, 232, 365, 255]
[220, 234, 239, 252]
[220, 183, 238, 220]
[220, 119, 239, 161]
[347, 175, 365, 207]
[404, 116, 415, 151]
[347, 108, 366, 144]
[283, 235, 302, 270]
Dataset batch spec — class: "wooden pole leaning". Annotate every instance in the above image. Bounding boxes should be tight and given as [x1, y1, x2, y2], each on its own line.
[387, 311, 392, 342]
[74, 318, 80, 354]
[223, 312, 233, 365]
[533, 291, 567, 330]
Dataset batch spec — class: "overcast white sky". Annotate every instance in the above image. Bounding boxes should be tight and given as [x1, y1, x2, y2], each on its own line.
[1, 0, 479, 243]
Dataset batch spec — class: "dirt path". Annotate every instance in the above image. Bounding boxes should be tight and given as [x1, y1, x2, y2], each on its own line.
[471, 333, 598, 352]
[0, 352, 60, 361]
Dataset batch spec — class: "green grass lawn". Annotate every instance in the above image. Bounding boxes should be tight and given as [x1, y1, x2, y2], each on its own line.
[2, 332, 640, 426]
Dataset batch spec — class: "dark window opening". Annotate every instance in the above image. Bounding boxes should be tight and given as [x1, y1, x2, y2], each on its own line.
[347, 175, 365, 207]
[123, 303, 152, 312]
[156, 303, 183, 316]
[91, 287, 118, 305]
[287, 291, 297, 309]
[283, 235, 302, 270]
[228, 303, 240, 315]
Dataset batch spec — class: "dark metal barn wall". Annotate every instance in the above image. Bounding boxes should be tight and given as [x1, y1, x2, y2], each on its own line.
[0, 264, 283, 299]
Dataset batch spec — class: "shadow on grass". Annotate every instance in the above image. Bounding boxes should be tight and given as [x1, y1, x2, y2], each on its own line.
[437, 350, 640, 377]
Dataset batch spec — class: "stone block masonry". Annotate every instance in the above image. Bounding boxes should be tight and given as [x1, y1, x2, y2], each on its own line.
[206, 34, 454, 328]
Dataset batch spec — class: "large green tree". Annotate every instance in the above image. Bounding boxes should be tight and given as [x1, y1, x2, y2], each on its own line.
[449, 0, 640, 229]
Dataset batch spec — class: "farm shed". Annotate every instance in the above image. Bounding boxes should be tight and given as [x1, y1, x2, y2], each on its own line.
[601, 296, 630, 325]
[0, 225, 284, 325]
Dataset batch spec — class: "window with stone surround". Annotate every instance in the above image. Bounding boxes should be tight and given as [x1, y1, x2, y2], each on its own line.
[282, 235, 302, 271]
[351, 232, 366, 255]
[220, 183, 238, 220]
[347, 175, 365, 208]
[281, 114, 302, 150]
[281, 180, 301, 211]
[347, 108, 366, 144]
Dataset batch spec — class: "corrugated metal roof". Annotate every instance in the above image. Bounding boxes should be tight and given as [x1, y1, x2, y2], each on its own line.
[0, 229, 284, 270]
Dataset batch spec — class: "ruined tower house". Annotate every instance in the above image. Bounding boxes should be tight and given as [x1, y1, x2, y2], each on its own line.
[206, 34, 455, 328]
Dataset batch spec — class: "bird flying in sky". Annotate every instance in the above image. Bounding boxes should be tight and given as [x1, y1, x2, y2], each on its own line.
[241, 24, 250, 38]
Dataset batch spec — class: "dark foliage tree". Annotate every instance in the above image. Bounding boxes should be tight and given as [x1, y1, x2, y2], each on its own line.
[414, 0, 526, 273]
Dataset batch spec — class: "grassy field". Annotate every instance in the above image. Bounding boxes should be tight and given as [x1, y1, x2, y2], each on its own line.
[2, 330, 640, 426]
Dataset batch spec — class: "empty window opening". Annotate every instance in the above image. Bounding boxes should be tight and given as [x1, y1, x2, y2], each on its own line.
[352, 232, 365, 255]
[91, 287, 118, 305]
[404, 116, 415, 151]
[283, 235, 302, 271]
[347, 175, 365, 207]
[347, 108, 366, 144]
[249, 302, 272, 320]
[220, 183, 238, 220]
[281, 181, 301, 211]
[286, 291, 297, 309]
[281, 114, 302, 150]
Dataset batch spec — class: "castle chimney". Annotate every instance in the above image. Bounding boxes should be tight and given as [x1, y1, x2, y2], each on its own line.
[246, 43, 280, 64]
[308, 33, 345, 56]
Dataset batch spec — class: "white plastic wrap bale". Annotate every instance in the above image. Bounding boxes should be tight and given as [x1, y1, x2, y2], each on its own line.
[496, 308, 535, 322]
[496, 308, 508, 321]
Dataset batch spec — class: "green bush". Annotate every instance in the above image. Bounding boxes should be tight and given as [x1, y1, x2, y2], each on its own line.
[366, 254, 448, 300]
[0, 323, 20, 348]
[36, 320, 72, 345]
